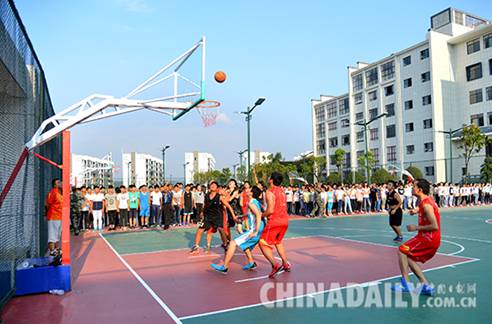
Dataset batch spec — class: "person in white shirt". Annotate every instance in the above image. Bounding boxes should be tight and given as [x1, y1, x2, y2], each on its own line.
[117, 185, 130, 230]
[150, 185, 163, 227]
[285, 186, 294, 215]
[403, 184, 413, 210]
[90, 186, 105, 231]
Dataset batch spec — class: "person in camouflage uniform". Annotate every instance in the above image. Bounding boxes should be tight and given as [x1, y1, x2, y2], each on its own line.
[70, 187, 84, 235]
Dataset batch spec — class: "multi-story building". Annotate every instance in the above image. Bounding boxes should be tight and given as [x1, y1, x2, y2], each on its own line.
[72, 153, 114, 187]
[185, 152, 216, 184]
[122, 152, 163, 187]
[312, 8, 492, 183]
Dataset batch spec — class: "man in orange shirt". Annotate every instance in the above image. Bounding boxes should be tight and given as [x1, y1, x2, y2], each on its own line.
[45, 178, 63, 255]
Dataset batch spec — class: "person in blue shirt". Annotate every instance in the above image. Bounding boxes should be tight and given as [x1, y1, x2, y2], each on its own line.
[211, 186, 266, 273]
[139, 185, 150, 228]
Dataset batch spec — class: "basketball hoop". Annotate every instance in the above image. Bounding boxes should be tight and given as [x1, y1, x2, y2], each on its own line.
[196, 100, 221, 127]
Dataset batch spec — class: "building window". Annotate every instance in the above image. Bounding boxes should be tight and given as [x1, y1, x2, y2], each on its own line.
[342, 135, 350, 146]
[327, 102, 337, 118]
[354, 93, 363, 105]
[353, 74, 363, 92]
[403, 55, 411, 66]
[423, 119, 433, 129]
[315, 106, 325, 123]
[421, 71, 431, 82]
[485, 33, 492, 48]
[317, 140, 326, 154]
[469, 89, 483, 104]
[365, 67, 378, 87]
[356, 112, 364, 121]
[404, 100, 413, 110]
[489, 112, 492, 125]
[405, 122, 414, 132]
[386, 124, 396, 138]
[384, 85, 394, 96]
[370, 128, 378, 140]
[356, 150, 364, 161]
[316, 123, 326, 138]
[381, 61, 395, 81]
[425, 166, 435, 176]
[422, 95, 432, 106]
[470, 113, 484, 127]
[467, 38, 480, 54]
[424, 142, 434, 152]
[420, 48, 429, 60]
[466, 63, 483, 81]
[490, 59, 492, 75]
[406, 145, 415, 155]
[356, 131, 364, 143]
[341, 119, 350, 128]
[368, 90, 377, 101]
[385, 103, 395, 117]
[328, 121, 337, 130]
[487, 86, 492, 101]
[339, 98, 349, 115]
[372, 148, 380, 164]
[404, 78, 412, 88]
[329, 137, 338, 148]
[345, 153, 351, 167]
[369, 108, 378, 120]
[387, 146, 397, 162]
[329, 155, 337, 166]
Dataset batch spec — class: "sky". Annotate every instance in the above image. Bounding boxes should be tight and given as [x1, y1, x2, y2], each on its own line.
[15, 0, 492, 181]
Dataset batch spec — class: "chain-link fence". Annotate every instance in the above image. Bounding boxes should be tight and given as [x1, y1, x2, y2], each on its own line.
[0, 0, 61, 308]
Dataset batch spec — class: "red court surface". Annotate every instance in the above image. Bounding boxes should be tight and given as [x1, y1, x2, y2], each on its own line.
[124, 235, 474, 320]
[1, 234, 476, 324]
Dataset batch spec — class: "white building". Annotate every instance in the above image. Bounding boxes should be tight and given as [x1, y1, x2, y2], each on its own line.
[185, 152, 216, 184]
[71, 153, 114, 187]
[122, 152, 163, 187]
[312, 8, 492, 183]
[243, 150, 272, 166]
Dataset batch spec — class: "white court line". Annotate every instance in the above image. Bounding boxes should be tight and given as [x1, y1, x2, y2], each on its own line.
[296, 225, 492, 244]
[99, 233, 182, 324]
[335, 233, 466, 256]
[179, 258, 480, 321]
[486, 219, 492, 224]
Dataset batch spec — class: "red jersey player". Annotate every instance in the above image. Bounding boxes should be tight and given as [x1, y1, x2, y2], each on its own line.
[392, 178, 441, 296]
[259, 172, 290, 278]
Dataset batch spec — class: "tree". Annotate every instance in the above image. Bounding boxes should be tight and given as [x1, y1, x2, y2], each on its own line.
[406, 165, 423, 179]
[253, 152, 296, 186]
[357, 151, 375, 180]
[327, 172, 342, 185]
[371, 168, 395, 184]
[459, 124, 487, 182]
[334, 148, 346, 183]
[350, 170, 366, 184]
[481, 156, 492, 183]
[297, 155, 327, 183]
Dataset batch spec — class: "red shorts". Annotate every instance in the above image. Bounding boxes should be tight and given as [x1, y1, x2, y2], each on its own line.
[260, 222, 288, 248]
[399, 236, 440, 263]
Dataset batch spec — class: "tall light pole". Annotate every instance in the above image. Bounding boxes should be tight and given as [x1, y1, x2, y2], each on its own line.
[161, 145, 171, 183]
[183, 161, 190, 185]
[127, 161, 132, 186]
[355, 112, 387, 184]
[240, 98, 266, 182]
[237, 149, 247, 182]
[437, 127, 463, 183]
[233, 163, 239, 179]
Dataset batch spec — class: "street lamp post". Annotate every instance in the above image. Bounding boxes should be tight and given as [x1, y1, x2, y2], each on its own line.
[161, 145, 170, 183]
[437, 127, 463, 183]
[127, 161, 132, 186]
[237, 149, 247, 182]
[183, 162, 190, 185]
[233, 163, 239, 179]
[240, 98, 266, 182]
[355, 112, 387, 185]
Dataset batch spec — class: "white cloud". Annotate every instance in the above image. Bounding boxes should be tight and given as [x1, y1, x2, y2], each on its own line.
[215, 112, 231, 125]
[115, 0, 150, 13]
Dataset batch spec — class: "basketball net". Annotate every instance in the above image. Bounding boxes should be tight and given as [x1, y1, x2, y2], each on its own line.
[196, 100, 221, 128]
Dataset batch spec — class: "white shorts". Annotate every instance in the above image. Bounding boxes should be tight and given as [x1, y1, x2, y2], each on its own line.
[48, 220, 62, 243]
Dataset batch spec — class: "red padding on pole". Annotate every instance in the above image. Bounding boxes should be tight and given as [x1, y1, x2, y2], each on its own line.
[32, 152, 62, 169]
[61, 130, 71, 265]
[0, 147, 29, 209]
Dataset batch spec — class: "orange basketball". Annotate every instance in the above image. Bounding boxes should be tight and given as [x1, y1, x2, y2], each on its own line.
[214, 71, 226, 83]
